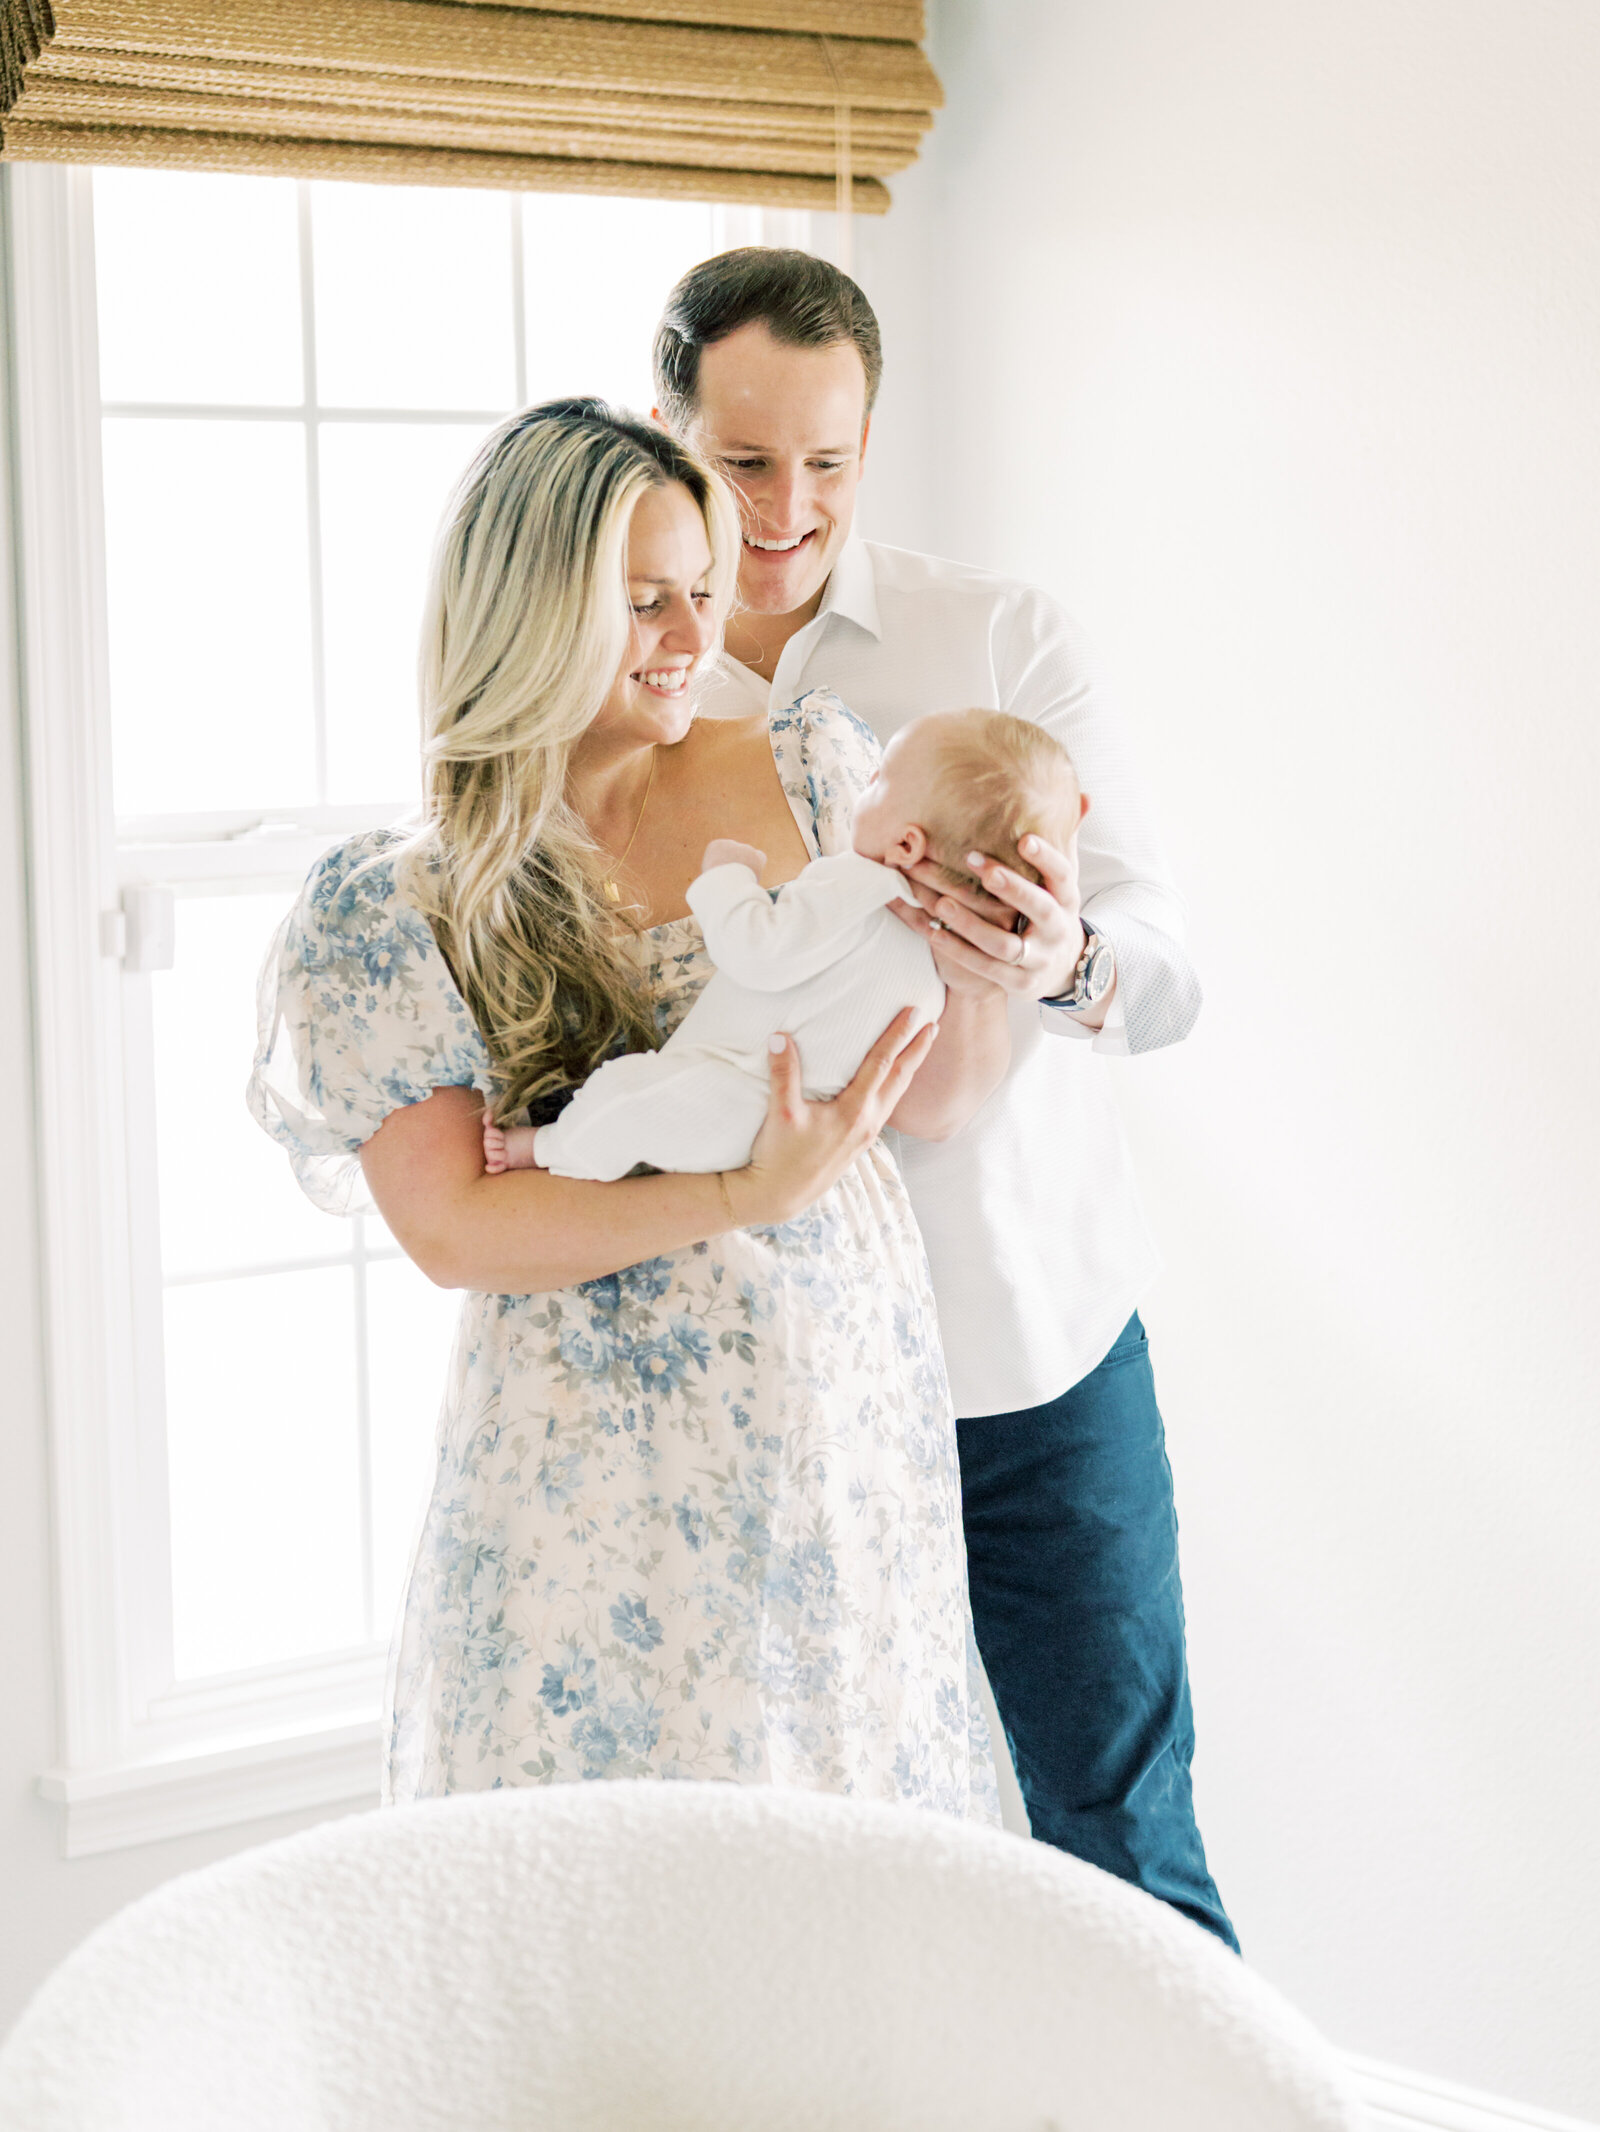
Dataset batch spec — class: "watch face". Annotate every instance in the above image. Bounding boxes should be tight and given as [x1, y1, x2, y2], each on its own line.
[1082, 941, 1114, 1003]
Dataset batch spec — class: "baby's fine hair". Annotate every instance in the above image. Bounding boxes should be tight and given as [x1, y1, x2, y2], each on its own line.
[917, 709, 1082, 890]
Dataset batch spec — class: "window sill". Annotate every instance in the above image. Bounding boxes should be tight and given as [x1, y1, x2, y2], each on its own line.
[38, 1715, 382, 1859]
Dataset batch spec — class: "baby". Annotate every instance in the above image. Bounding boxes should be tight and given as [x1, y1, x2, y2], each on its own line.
[483, 707, 1082, 1183]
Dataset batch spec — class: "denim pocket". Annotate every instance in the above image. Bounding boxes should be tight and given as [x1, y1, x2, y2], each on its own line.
[1102, 1313, 1149, 1365]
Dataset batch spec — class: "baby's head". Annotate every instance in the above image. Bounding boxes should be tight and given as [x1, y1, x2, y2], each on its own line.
[852, 708, 1083, 888]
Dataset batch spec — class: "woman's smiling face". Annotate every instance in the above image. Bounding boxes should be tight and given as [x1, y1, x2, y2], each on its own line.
[591, 479, 718, 749]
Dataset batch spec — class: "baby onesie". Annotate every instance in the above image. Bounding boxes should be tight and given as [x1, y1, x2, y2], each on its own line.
[533, 851, 946, 1180]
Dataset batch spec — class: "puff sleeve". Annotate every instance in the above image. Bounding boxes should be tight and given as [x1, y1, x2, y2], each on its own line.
[246, 831, 494, 1216]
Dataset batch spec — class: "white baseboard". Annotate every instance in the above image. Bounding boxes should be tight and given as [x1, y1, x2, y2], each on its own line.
[1349, 2054, 1598, 2132]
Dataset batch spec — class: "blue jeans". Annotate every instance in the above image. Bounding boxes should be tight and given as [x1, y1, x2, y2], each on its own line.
[957, 1314, 1239, 1951]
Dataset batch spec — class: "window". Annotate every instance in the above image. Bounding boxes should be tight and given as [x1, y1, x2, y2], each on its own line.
[13, 162, 810, 1852]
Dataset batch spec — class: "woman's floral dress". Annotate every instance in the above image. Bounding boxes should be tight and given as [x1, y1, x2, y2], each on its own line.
[250, 690, 1000, 1825]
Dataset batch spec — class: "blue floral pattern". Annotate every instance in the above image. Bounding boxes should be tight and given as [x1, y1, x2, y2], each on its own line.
[250, 690, 999, 1826]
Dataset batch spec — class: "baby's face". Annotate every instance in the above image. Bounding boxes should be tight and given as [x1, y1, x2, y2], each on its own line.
[850, 725, 942, 869]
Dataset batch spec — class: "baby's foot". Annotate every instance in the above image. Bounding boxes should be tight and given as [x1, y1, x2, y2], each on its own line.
[482, 1116, 543, 1174]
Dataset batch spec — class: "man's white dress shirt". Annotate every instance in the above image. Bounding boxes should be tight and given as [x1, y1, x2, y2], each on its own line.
[535, 851, 943, 1182]
[699, 536, 1200, 1417]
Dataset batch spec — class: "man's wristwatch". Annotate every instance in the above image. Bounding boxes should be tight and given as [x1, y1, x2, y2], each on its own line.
[1043, 920, 1116, 1012]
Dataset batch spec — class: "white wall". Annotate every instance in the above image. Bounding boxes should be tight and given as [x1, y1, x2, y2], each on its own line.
[854, 2, 1600, 2119]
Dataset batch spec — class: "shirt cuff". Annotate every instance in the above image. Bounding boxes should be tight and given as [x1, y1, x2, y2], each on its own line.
[1039, 974, 1129, 1054]
[685, 862, 763, 929]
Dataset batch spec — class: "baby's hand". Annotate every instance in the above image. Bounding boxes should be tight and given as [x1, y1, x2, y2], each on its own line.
[483, 1114, 543, 1174]
[701, 838, 767, 877]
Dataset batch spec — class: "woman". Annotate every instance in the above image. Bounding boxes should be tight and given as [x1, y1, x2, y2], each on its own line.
[250, 400, 1006, 1820]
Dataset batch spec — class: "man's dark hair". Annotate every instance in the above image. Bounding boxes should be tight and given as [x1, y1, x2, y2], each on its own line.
[653, 248, 882, 433]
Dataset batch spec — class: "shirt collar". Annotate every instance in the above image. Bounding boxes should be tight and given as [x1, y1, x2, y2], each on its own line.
[815, 532, 882, 642]
[712, 533, 882, 702]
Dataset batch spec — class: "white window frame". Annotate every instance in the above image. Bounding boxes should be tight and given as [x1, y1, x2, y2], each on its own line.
[7, 160, 811, 1855]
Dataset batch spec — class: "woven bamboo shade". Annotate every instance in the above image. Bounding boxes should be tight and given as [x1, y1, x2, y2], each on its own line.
[0, 0, 940, 212]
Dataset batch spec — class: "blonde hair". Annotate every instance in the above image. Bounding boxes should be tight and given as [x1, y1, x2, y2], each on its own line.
[914, 709, 1082, 890]
[403, 398, 740, 1121]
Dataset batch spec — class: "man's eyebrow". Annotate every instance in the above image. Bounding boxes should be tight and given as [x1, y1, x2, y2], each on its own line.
[715, 440, 858, 456]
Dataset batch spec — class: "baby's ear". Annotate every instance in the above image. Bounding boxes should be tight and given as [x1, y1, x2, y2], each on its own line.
[894, 823, 929, 867]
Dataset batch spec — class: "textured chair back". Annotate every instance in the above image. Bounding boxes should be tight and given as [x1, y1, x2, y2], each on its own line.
[0, 1782, 1361, 2131]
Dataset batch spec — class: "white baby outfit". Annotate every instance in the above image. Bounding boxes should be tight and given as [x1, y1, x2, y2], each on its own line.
[532, 851, 945, 1182]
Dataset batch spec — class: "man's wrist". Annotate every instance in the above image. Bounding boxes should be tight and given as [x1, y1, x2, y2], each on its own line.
[1038, 919, 1089, 1002]
[1041, 918, 1115, 1011]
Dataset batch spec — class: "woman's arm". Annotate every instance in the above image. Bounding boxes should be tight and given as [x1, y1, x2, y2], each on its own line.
[887, 984, 1011, 1142]
[362, 1012, 936, 1293]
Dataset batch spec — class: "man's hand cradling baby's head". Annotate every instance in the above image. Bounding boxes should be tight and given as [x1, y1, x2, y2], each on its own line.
[854, 708, 1092, 1003]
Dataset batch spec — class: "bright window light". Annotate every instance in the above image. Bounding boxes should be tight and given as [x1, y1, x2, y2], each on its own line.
[165, 1264, 367, 1677]
[102, 416, 317, 817]
[151, 892, 340, 1279]
[318, 420, 491, 806]
[93, 166, 304, 406]
[310, 182, 518, 412]
[521, 193, 719, 410]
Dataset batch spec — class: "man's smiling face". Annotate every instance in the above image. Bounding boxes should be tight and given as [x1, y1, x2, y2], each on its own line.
[686, 321, 870, 623]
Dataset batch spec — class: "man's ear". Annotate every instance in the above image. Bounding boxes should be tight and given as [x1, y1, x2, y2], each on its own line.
[859, 413, 872, 467]
[1079, 792, 1091, 822]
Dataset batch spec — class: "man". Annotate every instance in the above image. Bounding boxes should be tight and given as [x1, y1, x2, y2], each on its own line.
[652, 250, 1236, 1951]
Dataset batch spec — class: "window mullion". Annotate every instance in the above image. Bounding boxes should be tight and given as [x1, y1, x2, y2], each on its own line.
[114, 825, 401, 893]
[101, 403, 504, 424]
[296, 180, 329, 810]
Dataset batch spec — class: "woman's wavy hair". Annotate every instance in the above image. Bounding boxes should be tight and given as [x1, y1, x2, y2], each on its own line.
[403, 397, 740, 1121]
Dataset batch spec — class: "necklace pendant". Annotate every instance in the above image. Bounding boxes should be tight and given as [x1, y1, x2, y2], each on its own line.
[603, 878, 621, 904]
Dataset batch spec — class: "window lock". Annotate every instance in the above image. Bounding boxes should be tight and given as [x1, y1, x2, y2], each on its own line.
[113, 886, 176, 973]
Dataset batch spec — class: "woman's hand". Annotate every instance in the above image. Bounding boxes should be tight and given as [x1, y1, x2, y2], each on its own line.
[727, 1010, 938, 1226]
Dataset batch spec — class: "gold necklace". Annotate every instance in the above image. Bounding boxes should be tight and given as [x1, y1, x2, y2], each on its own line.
[601, 748, 657, 903]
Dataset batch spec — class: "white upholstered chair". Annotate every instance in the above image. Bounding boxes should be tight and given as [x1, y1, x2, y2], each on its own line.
[0, 1782, 1362, 2131]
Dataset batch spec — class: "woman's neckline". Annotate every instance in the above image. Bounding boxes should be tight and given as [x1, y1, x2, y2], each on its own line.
[628, 703, 818, 934]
